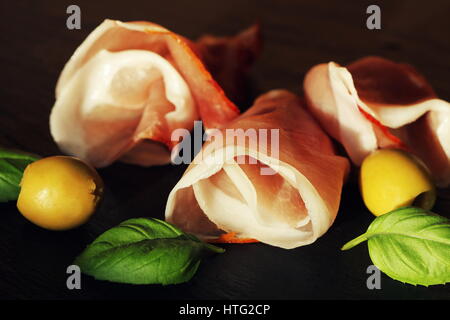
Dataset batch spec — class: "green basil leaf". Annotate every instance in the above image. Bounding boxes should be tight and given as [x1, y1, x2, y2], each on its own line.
[0, 148, 40, 202]
[342, 207, 450, 286]
[74, 218, 224, 285]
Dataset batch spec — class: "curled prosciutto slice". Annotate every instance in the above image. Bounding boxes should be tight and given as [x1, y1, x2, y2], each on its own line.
[50, 19, 260, 168]
[304, 56, 450, 187]
[165, 90, 349, 249]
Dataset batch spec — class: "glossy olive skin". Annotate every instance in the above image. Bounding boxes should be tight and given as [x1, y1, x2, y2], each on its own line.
[17, 156, 104, 230]
[359, 149, 436, 216]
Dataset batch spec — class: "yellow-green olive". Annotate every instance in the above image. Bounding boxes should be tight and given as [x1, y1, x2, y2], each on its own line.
[359, 149, 436, 216]
[17, 156, 103, 230]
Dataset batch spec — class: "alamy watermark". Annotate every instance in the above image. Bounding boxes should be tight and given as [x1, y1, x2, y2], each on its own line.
[170, 121, 280, 175]
[66, 265, 81, 290]
[366, 5, 381, 30]
[366, 265, 381, 290]
[66, 5, 81, 30]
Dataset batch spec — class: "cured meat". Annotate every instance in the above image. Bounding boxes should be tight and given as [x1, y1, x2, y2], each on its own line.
[165, 90, 349, 249]
[50, 19, 260, 168]
[196, 23, 262, 106]
[304, 56, 450, 187]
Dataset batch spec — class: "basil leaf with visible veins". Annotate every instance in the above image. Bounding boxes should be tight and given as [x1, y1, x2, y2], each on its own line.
[0, 148, 40, 202]
[342, 207, 450, 286]
[74, 218, 224, 285]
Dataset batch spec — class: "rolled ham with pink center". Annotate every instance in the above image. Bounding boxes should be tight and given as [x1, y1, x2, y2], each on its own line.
[304, 56, 450, 187]
[50, 19, 260, 168]
[165, 90, 349, 249]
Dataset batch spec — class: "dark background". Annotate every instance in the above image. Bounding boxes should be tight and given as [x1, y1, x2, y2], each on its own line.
[0, 0, 449, 299]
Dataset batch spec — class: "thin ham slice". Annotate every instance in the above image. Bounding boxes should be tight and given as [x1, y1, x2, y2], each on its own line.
[304, 56, 450, 187]
[165, 90, 349, 249]
[50, 19, 260, 168]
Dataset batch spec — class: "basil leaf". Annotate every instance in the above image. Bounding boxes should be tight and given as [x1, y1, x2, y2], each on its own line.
[0, 148, 40, 202]
[74, 218, 224, 285]
[342, 207, 450, 286]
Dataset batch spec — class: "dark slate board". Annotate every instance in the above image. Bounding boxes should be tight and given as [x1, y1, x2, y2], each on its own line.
[0, 0, 449, 300]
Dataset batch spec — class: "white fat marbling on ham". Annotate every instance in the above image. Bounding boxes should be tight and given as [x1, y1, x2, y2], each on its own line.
[50, 19, 242, 168]
[51, 49, 195, 167]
